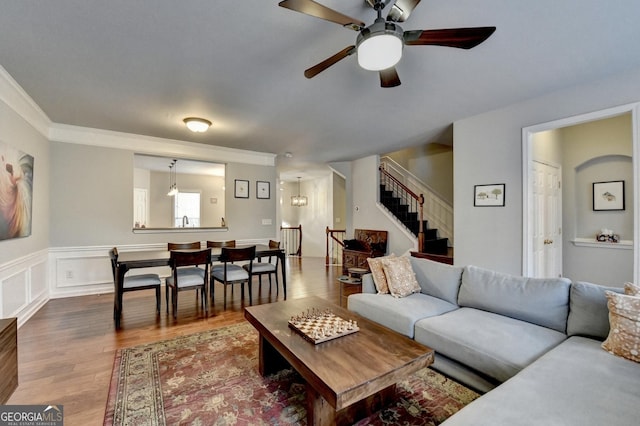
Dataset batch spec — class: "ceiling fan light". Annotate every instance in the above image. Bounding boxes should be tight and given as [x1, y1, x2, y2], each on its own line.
[183, 117, 212, 133]
[356, 20, 404, 71]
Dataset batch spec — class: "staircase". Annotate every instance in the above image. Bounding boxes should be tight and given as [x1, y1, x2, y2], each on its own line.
[379, 184, 449, 255]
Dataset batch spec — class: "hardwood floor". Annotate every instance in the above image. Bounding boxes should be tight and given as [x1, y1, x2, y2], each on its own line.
[7, 257, 343, 426]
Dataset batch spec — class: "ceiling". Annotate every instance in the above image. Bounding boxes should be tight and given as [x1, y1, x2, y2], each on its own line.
[1, 1, 640, 180]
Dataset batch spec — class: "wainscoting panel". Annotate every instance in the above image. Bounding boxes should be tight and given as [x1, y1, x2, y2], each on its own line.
[0, 250, 49, 326]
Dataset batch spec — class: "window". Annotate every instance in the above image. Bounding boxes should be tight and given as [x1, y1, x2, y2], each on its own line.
[174, 191, 201, 227]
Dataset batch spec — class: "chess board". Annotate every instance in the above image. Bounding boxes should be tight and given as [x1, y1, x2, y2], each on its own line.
[288, 308, 359, 344]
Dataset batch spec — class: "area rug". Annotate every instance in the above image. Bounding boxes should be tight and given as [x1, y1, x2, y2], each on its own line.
[104, 323, 478, 425]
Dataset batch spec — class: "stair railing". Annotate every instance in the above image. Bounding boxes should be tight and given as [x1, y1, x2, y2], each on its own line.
[380, 156, 453, 245]
[280, 225, 302, 256]
[325, 226, 346, 266]
[379, 164, 425, 251]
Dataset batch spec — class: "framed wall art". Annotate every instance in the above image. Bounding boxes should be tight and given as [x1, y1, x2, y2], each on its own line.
[474, 183, 505, 207]
[593, 180, 624, 211]
[234, 179, 249, 198]
[256, 181, 270, 199]
[0, 140, 34, 240]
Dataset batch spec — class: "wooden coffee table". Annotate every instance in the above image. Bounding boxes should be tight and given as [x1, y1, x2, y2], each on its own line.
[244, 296, 434, 425]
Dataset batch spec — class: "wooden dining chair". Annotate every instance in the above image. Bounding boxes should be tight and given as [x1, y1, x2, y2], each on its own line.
[206, 240, 236, 248]
[168, 241, 201, 250]
[211, 246, 256, 310]
[166, 249, 211, 318]
[207, 240, 238, 272]
[109, 247, 162, 324]
[245, 240, 280, 295]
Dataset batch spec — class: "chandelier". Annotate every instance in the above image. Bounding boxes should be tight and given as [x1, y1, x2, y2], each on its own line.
[291, 177, 307, 207]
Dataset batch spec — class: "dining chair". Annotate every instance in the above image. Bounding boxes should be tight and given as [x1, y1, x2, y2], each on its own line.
[166, 249, 211, 318]
[207, 240, 237, 270]
[206, 240, 236, 248]
[245, 240, 280, 295]
[109, 247, 162, 323]
[211, 246, 256, 310]
[168, 241, 201, 250]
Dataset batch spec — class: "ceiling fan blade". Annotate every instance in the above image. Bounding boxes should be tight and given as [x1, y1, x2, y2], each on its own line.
[380, 67, 401, 87]
[279, 0, 365, 31]
[404, 27, 496, 49]
[304, 46, 356, 79]
[387, 0, 422, 22]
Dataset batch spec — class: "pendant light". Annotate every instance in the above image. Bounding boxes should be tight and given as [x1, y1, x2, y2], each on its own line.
[291, 177, 308, 207]
[167, 159, 178, 196]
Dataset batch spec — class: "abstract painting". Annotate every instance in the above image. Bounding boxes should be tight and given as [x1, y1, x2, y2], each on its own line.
[0, 141, 34, 240]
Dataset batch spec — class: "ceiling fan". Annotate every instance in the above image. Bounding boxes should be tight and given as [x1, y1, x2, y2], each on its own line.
[279, 0, 496, 87]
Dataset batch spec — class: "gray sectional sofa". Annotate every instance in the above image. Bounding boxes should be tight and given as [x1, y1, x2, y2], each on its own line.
[348, 256, 640, 425]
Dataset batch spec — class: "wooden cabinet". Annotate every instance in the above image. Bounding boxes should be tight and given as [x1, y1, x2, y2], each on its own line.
[0, 317, 18, 404]
[341, 229, 388, 274]
[342, 249, 371, 273]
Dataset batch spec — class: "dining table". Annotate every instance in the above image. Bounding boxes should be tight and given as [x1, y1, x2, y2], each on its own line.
[113, 244, 286, 328]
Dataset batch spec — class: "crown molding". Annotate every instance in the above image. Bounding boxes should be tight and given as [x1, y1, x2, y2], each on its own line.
[49, 123, 276, 166]
[0, 65, 51, 137]
[0, 65, 275, 166]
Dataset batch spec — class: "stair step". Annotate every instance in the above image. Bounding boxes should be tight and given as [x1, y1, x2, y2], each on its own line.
[422, 238, 449, 255]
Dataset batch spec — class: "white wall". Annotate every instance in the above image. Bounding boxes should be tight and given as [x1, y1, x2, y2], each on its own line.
[454, 65, 640, 279]
[351, 156, 416, 255]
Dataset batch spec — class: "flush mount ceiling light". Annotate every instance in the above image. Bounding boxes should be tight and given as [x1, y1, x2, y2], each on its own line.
[356, 18, 404, 71]
[291, 177, 308, 207]
[183, 117, 212, 133]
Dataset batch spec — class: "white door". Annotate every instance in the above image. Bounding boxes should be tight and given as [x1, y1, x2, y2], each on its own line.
[532, 161, 562, 278]
[133, 188, 148, 228]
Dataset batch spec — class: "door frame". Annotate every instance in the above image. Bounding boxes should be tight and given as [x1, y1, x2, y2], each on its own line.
[522, 102, 640, 282]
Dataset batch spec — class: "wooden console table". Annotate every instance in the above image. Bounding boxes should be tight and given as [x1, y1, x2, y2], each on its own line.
[0, 317, 18, 404]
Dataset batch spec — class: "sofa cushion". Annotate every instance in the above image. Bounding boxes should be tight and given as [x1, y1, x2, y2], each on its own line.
[625, 282, 640, 296]
[459, 265, 571, 333]
[602, 291, 640, 363]
[414, 307, 566, 383]
[409, 256, 463, 305]
[567, 281, 624, 340]
[441, 336, 640, 426]
[382, 256, 421, 298]
[366, 254, 395, 294]
[348, 292, 458, 338]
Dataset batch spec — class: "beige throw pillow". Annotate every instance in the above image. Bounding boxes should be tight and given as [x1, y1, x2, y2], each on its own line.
[602, 291, 640, 363]
[381, 256, 421, 298]
[367, 254, 395, 294]
[624, 282, 640, 296]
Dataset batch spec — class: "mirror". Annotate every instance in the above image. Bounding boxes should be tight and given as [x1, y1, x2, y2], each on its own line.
[133, 154, 226, 229]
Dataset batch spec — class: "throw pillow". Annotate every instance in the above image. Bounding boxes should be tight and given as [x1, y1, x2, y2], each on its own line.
[381, 256, 421, 298]
[625, 282, 640, 297]
[367, 254, 395, 294]
[602, 291, 640, 363]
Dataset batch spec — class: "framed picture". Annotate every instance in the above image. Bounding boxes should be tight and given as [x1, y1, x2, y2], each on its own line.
[256, 181, 270, 199]
[0, 140, 34, 240]
[593, 180, 625, 211]
[474, 183, 505, 207]
[234, 179, 249, 198]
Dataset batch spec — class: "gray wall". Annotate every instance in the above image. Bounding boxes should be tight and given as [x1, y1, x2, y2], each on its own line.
[453, 65, 640, 281]
[0, 99, 50, 264]
[50, 141, 277, 247]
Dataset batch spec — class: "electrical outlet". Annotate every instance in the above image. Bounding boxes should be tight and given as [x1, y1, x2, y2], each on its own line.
[65, 270, 74, 279]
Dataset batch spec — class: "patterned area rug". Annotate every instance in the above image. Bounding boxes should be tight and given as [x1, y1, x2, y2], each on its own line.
[104, 323, 478, 425]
